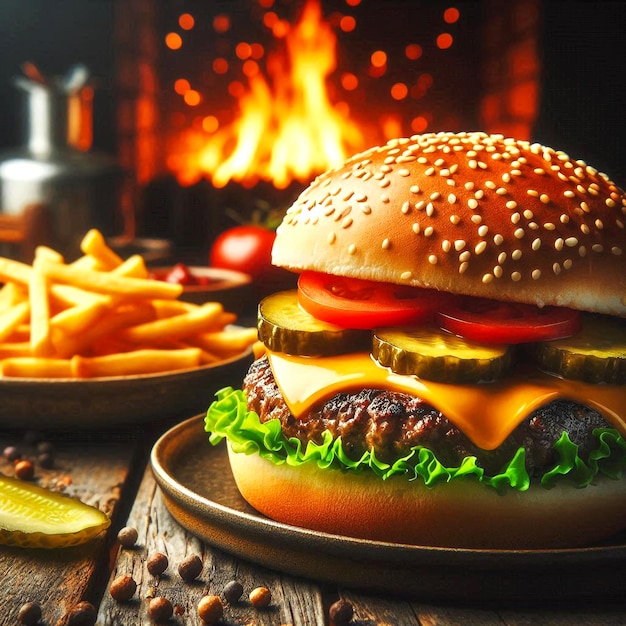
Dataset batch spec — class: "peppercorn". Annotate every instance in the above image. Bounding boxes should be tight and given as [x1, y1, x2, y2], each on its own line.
[177, 554, 203, 581]
[37, 452, 54, 469]
[249, 586, 272, 608]
[148, 597, 173, 622]
[17, 601, 41, 625]
[109, 575, 137, 602]
[117, 526, 138, 548]
[197, 595, 223, 624]
[3, 445, 21, 461]
[147, 552, 169, 576]
[67, 601, 97, 626]
[329, 599, 354, 625]
[222, 580, 244, 604]
[14, 459, 35, 480]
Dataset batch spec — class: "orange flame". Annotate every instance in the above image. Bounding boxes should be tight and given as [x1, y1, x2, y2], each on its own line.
[168, 0, 365, 189]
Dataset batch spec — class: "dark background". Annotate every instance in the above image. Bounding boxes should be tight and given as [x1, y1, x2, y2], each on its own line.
[0, 1, 624, 186]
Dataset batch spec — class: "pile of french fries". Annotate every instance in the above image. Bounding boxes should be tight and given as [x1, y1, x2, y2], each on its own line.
[0, 229, 258, 378]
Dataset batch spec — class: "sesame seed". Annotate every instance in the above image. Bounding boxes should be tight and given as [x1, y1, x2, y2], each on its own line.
[412, 223, 421, 234]
[410, 185, 421, 194]
[506, 201, 518, 210]
[448, 193, 457, 204]
[401, 271, 413, 280]
[426, 203, 435, 217]
[494, 234, 504, 245]
[469, 160, 478, 169]
[478, 225, 489, 237]
[381, 238, 391, 250]
[511, 272, 521, 282]
[512, 249, 523, 260]
[415, 200, 426, 210]
[482, 273, 494, 284]
[544, 223, 556, 231]
[595, 219, 604, 229]
[496, 187, 508, 195]
[348, 244, 357, 254]
[464, 182, 475, 190]
[534, 168, 545, 175]
[423, 226, 434, 237]
[425, 167, 435, 176]
[493, 266, 503, 278]
[514, 228, 525, 239]
[606, 198, 617, 208]
[592, 244, 604, 253]
[468, 198, 479, 210]
[554, 238, 564, 251]
[398, 168, 411, 177]
[531, 238, 541, 251]
[565, 237, 578, 247]
[498, 252, 507, 264]
[471, 214, 482, 224]
[563, 259, 573, 269]
[430, 192, 441, 201]
[454, 239, 466, 251]
[564, 190, 575, 198]
[540, 194, 551, 204]
[459, 251, 471, 262]
[475, 190, 485, 200]
[553, 263, 561, 275]
[531, 269, 542, 280]
[579, 245, 587, 257]
[459, 262, 469, 274]
[401, 201, 411, 214]
[341, 217, 353, 229]
[580, 223, 590, 235]
[327, 232, 336, 244]
[428, 255, 438, 265]
[379, 179, 391, 189]
[559, 214, 569, 223]
[511, 213, 521, 224]
[442, 240, 452, 253]
[361, 204, 372, 214]
[450, 214, 461, 225]
[475, 241, 487, 255]
[527, 189, 539, 197]
[485, 180, 496, 190]
[612, 246, 623, 255]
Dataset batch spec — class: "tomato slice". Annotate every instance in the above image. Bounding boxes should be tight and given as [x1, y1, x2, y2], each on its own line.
[297, 271, 448, 329]
[437, 297, 582, 344]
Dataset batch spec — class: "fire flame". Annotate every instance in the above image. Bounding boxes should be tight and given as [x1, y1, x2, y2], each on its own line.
[169, 0, 365, 189]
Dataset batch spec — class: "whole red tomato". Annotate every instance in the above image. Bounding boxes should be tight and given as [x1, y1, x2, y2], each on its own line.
[209, 225, 280, 282]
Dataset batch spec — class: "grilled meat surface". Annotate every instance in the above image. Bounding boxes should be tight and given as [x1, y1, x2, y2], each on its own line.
[243, 356, 612, 476]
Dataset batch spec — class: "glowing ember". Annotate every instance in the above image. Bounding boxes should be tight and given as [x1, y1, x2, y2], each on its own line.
[169, 0, 364, 189]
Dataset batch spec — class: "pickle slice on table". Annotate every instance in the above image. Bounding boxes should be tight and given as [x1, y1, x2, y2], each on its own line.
[534, 314, 626, 384]
[258, 290, 370, 356]
[0, 475, 111, 549]
[373, 326, 513, 383]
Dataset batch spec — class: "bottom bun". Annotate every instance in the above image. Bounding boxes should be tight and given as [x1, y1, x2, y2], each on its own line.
[227, 444, 626, 549]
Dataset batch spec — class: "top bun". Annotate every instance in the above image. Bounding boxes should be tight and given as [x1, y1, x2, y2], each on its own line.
[273, 132, 626, 317]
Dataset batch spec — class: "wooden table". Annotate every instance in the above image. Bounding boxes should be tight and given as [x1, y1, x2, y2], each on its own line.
[1, 421, 626, 626]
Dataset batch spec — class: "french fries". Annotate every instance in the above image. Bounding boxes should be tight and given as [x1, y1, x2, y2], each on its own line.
[0, 230, 257, 379]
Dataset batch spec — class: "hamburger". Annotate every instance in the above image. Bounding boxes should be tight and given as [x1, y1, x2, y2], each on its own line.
[205, 131, 626, 549]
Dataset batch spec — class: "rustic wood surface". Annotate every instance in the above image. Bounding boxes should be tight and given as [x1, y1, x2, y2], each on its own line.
[1, 425, 626, 626]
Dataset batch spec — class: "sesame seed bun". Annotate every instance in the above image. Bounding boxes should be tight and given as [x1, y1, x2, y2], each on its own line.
[272, 132, 626, 317]
[227, 443, 626, 548]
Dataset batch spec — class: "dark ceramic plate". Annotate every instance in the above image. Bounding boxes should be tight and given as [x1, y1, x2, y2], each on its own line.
[151, 415, 626, 603]
[0, 348, 254, 429]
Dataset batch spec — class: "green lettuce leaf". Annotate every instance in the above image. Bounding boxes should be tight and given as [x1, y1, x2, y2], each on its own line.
[205, 387, 626, 493]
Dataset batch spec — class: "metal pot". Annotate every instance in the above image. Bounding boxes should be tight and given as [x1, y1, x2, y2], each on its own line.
[0, 64, 122, 261]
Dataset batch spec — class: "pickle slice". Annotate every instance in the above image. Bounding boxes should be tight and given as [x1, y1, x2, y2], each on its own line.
[258, 290, 370, 356]
[534, 314, 626, 384]
[373, 326, 513, 383]
[0, 475, 111, 548]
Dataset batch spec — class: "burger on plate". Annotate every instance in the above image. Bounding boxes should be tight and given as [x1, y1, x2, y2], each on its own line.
[205, 132, 626, 549]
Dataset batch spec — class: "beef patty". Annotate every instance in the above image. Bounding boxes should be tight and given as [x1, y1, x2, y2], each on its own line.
[243, 356, 612, 477]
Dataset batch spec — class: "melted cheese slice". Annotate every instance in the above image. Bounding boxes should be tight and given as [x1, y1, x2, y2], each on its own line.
[266, 350, 626, 450]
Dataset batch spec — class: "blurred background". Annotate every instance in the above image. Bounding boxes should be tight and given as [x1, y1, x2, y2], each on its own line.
[0, 0, 624, 262]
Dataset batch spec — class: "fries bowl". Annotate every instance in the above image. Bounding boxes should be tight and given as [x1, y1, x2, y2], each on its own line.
[0, 339, 254, 428]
